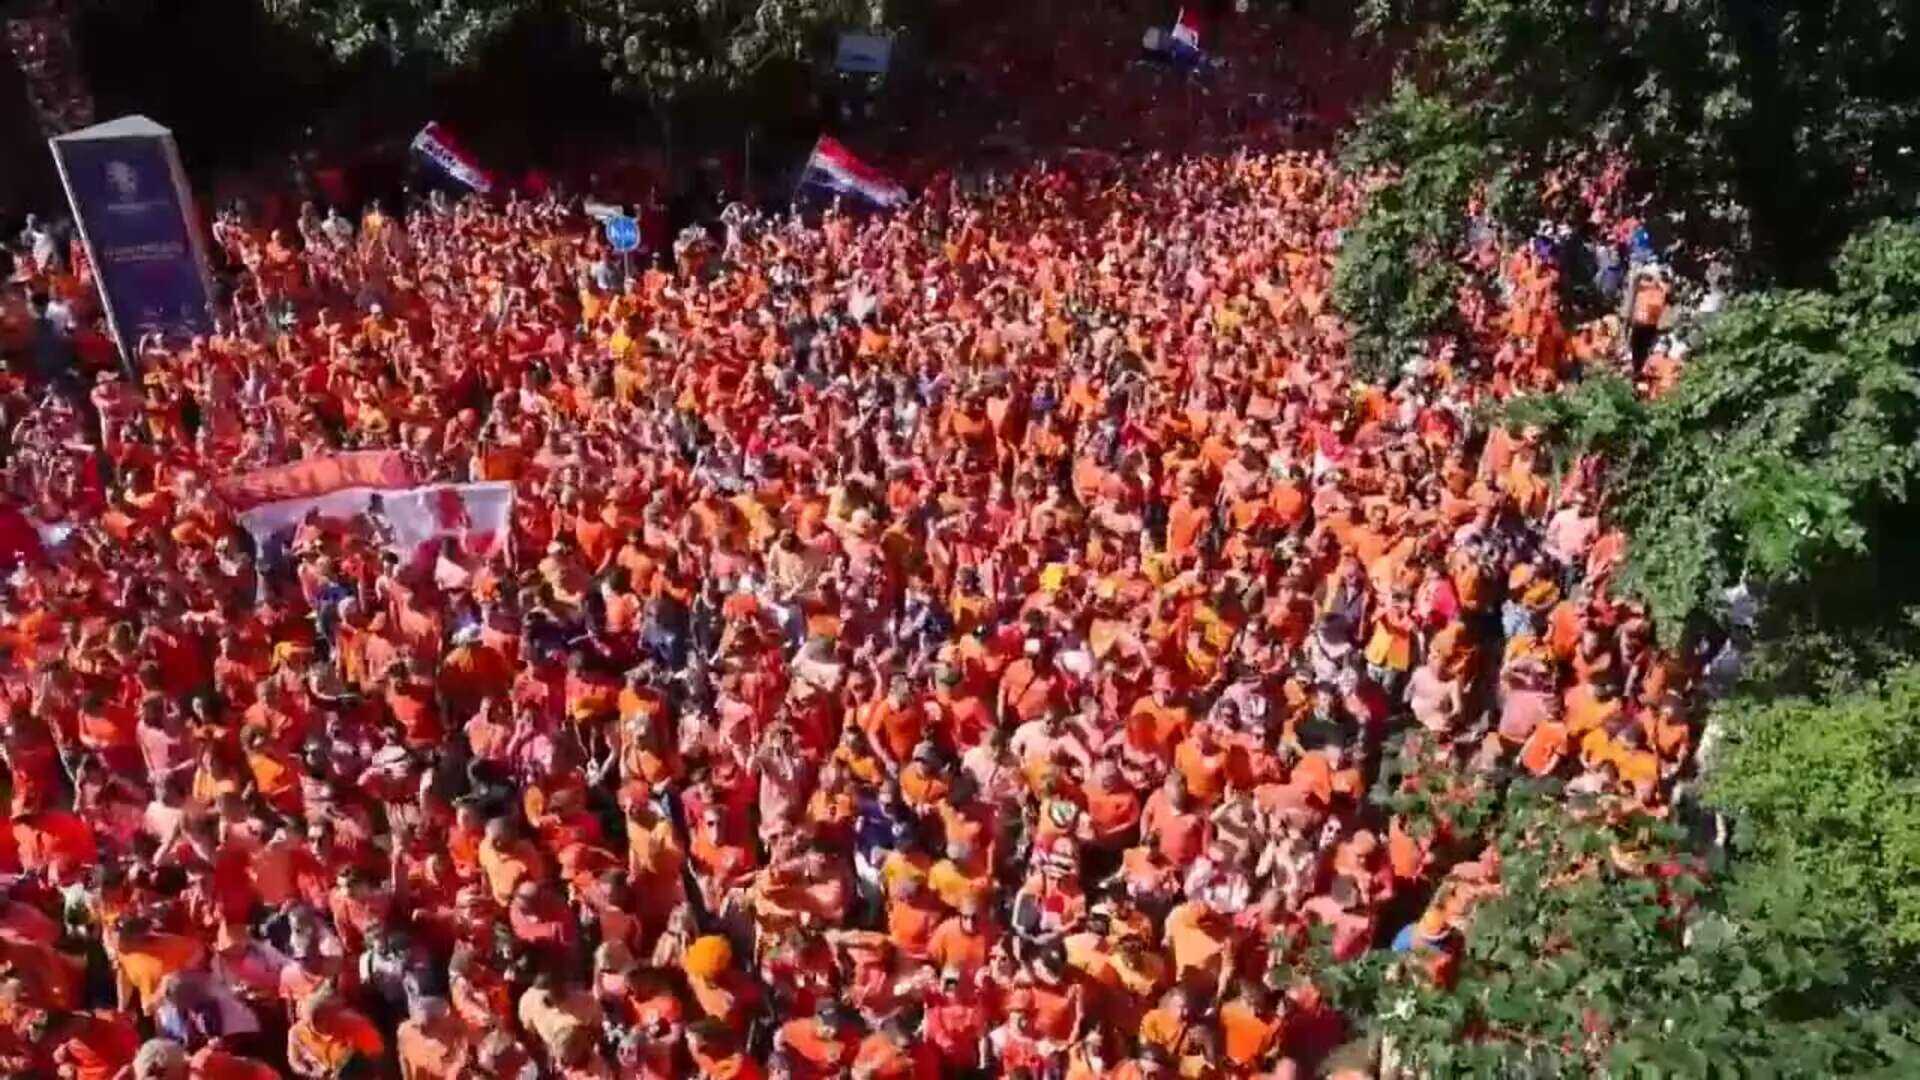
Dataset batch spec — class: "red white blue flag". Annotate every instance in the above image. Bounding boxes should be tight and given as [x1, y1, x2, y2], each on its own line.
[1169, 8, 1205, 66]
[799, 136, 908, 208]
[410, 122, 494, 194]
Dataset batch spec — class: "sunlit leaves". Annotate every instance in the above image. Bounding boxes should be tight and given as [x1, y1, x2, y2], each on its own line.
[1502, 223, 1920, 641]
[1711, 664, 1920, 965]
[1367, 790, 1920, 1073]
[261, 0, 875, 101]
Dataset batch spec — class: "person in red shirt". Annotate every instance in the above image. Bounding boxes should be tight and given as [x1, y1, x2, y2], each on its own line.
[42, 1009, 139, 1080]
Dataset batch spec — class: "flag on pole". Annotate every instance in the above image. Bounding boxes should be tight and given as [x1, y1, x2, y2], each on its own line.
[798, 137, 908, 208]
[410, 122, 494, 194]
[1169, 7, 1205, 66]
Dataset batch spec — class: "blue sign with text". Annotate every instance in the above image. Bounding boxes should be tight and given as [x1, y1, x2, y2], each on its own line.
[604, 214, 640, 253]
[51, 116, 214, 355]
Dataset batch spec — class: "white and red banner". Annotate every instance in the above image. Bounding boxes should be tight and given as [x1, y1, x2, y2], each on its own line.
[799, 136, 908, 208]
[238, 482, 513, 562]
[410, 122, 494, 194]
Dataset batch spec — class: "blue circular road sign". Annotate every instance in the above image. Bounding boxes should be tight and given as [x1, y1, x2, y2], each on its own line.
[604, 215, 640, 253]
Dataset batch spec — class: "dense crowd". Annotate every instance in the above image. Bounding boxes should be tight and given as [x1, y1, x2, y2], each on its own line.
[0, 141, 1689, 1080]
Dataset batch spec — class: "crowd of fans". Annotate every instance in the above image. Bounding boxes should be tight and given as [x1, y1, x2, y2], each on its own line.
[0, 135, 1692, 1080]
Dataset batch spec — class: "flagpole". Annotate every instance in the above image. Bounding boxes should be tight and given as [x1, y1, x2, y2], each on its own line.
[790, 137, 820, 209]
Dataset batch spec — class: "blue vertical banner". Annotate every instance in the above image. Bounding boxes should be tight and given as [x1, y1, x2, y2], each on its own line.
[49, 115, 215, 359]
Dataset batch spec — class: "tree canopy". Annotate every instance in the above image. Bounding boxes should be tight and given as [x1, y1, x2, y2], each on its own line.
[1330, 86, 1510, 381]
[260, 0, 882, 101]
[1341, 787, 1920, 1075]
[1710, 664, 1920, 970]
[1503, 220, 1920, 648]
[1335, 0, 1920, 370]
[1322, 8, 1920, 1071]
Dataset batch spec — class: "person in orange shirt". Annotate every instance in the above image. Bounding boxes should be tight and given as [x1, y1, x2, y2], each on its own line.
[1609, 722, 1664, 806]
[1139, 773, 1208, 867]
[688, 1019, 764, 1080]
[1127, 670, 1193, 765]
[111, 917, 205, 1017]
[775, 1003, 861, 1079]
[1520, 718, 1571, 777]
[884, 870, 946, 961]
[1172, 722, 1230, 806]
[1138, 985, 1204, 1061]
[1564, 671, 1624, 739]
[926, 895, 997, 983]
[1626, 266, 1669, 374]
[683, 934, 762, 1037]
[999, 640, 1065, 725]
[476, 816, 549, 906]
[853, 1016, 939, 1080]
[1084, 757, 1144, 851]
[286, 989, 386, 1079]
[14, 807, 99, 886]
[861, 674, 927, 773]
[1219, 980, 1287, 1072]
[1165, 479, 1213, 564]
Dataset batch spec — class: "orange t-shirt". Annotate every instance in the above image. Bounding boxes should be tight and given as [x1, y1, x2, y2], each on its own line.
[396, 1016, 473, 1080]
[1520, 721, 1569, 776]
[1167, 499, 1210, 558]
[116, 933, 204, 1013]
[478, 838, 548, 904]
[290, 1010, 385, 1073]
[1220, 999, 1282, 1067]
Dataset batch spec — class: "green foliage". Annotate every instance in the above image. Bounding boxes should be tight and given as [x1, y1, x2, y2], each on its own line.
[258, 0, 526, 66]
[1501, 222, 1920, 644]
[1363, 785, 1920, 1075]
[1355, 0, 1920, 281]
[1332, 84, 1526, 382]
[261, 0, 881, 101]
[1497, 370, 1645, 471]
[573, 0, 877, 101]
[1709, 664, 1920, 968]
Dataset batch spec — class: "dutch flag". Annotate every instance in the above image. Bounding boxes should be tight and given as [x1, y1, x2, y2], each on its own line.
[411, 122, 494, 194]
[1169, 7, 1205, 67]
[799, 136, 909, 209]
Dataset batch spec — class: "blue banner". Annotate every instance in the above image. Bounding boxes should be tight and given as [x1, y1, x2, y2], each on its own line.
[51, 116, 214, 353]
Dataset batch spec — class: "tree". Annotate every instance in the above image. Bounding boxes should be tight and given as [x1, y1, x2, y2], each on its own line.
[1345, 785, 1920, 1076]
[572, 0, 876, 100]
[1354, 0, 1920, 284]
[1503, 221, 1920, 648]
[257, 0, 526, 66]
[1709, 664, 1920, 971]
[1330, 84, 1531, 381]
[1335, 1, 1920, 387]
[259, 0, 882, 111]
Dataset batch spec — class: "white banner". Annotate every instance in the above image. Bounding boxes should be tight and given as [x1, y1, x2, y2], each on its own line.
[240, 482, 513, 561]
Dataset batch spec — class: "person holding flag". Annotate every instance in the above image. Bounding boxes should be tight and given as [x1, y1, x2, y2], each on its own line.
[1169, 7, 1206, 67]
[797, 137, 909, 209]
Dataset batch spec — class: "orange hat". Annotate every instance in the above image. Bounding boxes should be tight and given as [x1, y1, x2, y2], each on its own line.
[683, 935, 733, 982]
